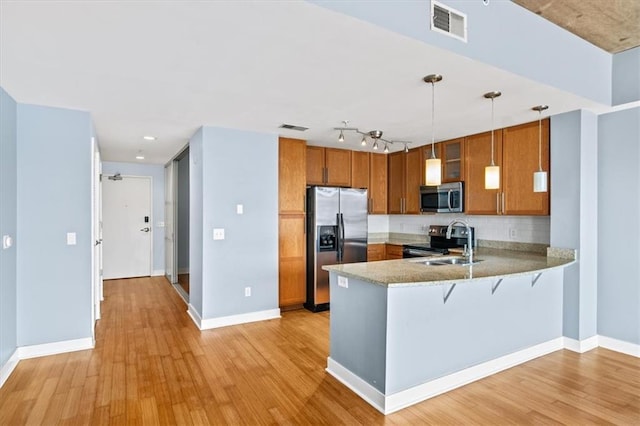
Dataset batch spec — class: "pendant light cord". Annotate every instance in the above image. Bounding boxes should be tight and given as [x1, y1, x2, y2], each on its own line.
[431, 81, 436, 159]
[490, 97, 495, 166]
[538, 109, 543, 171]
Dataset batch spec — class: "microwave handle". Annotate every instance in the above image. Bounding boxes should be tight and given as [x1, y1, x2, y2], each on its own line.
[447, 190, 453, 211]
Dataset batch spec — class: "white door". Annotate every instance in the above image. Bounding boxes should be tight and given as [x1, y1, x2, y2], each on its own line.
[91, 142, 102, 328]
[102, 175, 152, 279]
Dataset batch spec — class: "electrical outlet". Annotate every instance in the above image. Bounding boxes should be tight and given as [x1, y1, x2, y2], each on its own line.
[213, 228, 225, 240]
[67, 232, 77, 245]
[338, 276, 348, 288]
[509, 228, 517, 239]
[244, 286, 251, 297]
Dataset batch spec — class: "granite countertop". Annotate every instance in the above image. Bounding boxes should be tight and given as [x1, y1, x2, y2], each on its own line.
[323, 248, 575, 288]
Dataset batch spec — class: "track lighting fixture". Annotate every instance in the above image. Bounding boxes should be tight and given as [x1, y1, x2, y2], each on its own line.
[333, 123, 411, 153]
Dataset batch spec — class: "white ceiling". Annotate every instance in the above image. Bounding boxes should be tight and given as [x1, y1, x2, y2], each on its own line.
[0, 1, 607, 164]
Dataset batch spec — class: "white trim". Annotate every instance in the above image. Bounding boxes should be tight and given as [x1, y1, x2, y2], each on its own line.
[199, 309, 281, 330]
[18, 337, 94, 360]
[598, 335, 640, 358]
[327, 337, 564, 415]
[563, 335, 599, 353]
[187, 304, 202, 329]
[152, 269, 164, 276]
[0, 349, 20, 388]
[177, 268, 190, 275]
[172, 283, 189, 303]
[326, 357, 386, 413]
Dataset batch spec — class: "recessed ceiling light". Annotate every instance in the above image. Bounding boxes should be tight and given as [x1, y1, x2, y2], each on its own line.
[136, 155, 145, 160]
[143, 135, 156, 141]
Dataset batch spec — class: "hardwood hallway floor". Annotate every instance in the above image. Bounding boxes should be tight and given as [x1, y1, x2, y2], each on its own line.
[1, 276, 638, 424]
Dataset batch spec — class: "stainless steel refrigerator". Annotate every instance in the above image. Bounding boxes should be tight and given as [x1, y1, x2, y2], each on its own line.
[305, 186, 368, 312]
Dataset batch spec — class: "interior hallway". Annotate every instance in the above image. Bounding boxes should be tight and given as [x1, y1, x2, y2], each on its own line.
[0, 277, 638, 424]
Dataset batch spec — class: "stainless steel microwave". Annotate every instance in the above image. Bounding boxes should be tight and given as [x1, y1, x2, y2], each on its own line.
[420, 182, 463, 213]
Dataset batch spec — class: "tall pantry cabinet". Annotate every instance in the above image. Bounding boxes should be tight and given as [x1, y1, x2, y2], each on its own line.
[278, 138, 307, 307]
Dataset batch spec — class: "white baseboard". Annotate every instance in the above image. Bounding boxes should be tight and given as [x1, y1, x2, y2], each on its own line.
[152, 269, 164, 277]
[598, 335, 640, 357]
[563, 335, 599, 353]
[187, 304, 202, 329]
[199, 309, 281, 330]
[0, 349, 20, 388]
[18, 337, 95, 360]
[327, 337, 564, 415]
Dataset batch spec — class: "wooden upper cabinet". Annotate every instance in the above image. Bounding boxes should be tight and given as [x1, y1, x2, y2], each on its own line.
[464, 130, 503, 215]
[306, 146, 351, 187]
[369, 153, 388, 214]
[279, 137, 306, 214]
[305, 146, 326, 186]
[502, 119, 549, 215]
[440, 138, 465, 182]
[351, 151, 370, 189]
[387, 151, 405, 214]
[464, 119, 549, 216]
[387, 148, 422, 214]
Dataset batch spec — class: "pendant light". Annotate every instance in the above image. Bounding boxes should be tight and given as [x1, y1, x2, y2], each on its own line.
[532, 105, 549, 192]
[360, 135, 367, 146]
[484, 91, 502, 189]
[424, 74, 443, 186]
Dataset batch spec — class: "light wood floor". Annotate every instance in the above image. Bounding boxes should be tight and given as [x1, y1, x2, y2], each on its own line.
[1, 276, 638, 424]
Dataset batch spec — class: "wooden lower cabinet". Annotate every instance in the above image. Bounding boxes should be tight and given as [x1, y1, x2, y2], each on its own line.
[278, 214, 306, 307]
[367, 243, 386, 261]
[385, 244, 404, 260]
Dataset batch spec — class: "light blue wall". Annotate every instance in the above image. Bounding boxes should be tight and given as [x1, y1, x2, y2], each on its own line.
[189, 129, 204, 315]
[102, 161, 165, 273]
[198, 127, 279, 319]
[550, 110, 598, 341]
[597, 107, 640, 344]
[309, 0, 611, 105]
[17, 104, 93, 346]
[177, 152, 190, 271]
[612, 46, 640, 105]
[0, 88, 18, 366]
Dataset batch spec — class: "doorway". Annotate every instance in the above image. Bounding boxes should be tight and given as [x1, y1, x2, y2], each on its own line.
[102, 175, 153, 279]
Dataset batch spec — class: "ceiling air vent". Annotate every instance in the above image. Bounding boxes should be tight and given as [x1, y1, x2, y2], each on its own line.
[431, 0, 467, 42]
[279, 123, 308, 131]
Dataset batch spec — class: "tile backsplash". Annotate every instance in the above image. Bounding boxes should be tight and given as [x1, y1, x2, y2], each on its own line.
[368, 214, 550, 245]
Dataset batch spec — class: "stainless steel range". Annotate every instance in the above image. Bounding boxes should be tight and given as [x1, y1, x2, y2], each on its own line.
[402, 225, 475, 258]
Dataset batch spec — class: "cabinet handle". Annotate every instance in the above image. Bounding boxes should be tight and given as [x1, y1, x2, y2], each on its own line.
[501, 192, 505, 215]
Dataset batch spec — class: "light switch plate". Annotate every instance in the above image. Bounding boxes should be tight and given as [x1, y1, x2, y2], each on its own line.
[67, 232, 77, 245]
[213, 228, 225, 240]
[236, 204, 243, 215]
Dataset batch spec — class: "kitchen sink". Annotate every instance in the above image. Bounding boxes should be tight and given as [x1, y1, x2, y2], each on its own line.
[420, 256, 483, 266]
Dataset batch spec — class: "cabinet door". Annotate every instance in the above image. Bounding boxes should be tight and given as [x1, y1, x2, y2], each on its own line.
[306, 146, 325, 185]
[385, 244, 404, 260]
[502, 119, 549, 215]
[369, 153, 388, 214]
[404, 148, 423, 214]
[351, 151, 369, 189]
[465, 131, 503, 215]
[387, 152, 405, 214]
[279, 138, 306, 214]
[325, 148, 352, 187]
[279, 214, 306, 306]
[367, 243, 385, 261]
[441, 138, 464, 182]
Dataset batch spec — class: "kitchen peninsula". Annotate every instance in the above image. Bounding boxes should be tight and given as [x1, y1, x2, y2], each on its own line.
[323, 248, 575, 415]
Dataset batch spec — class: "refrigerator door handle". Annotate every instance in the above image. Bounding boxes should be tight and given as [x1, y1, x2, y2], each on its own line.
[339, 213, 345, 262]
[336, 213, 342, 261]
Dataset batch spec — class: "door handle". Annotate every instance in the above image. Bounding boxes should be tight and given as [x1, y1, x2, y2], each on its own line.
[95, 239, 102, 246]
[140, 227, 150, 232]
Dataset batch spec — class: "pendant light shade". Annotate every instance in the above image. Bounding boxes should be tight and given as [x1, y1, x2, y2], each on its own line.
[423, 74, 443, 186]
[532, 105, 549, 193]
[483, 91, 502, 190]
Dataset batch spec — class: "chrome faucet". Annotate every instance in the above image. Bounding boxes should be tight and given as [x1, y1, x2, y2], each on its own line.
[446, 219, 473, 264]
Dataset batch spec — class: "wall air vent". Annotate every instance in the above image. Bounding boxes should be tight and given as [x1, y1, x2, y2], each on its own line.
[279, 124, 308, 131]
[431, 0, 467, 43]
